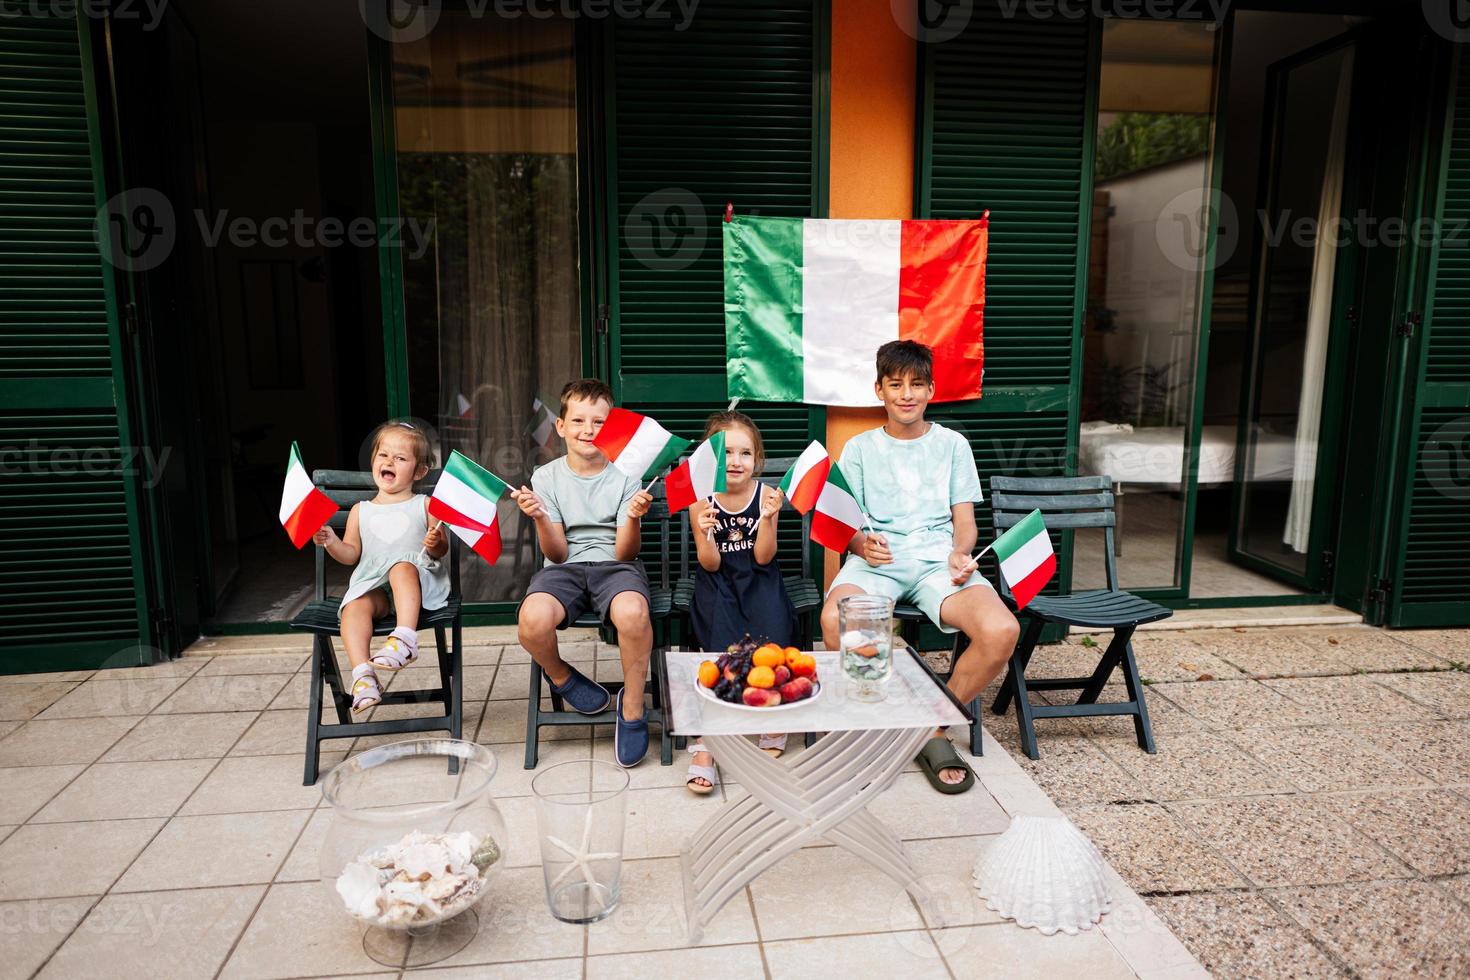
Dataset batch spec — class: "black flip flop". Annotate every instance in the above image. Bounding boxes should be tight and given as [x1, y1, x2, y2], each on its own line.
[915, 736, 975, 795]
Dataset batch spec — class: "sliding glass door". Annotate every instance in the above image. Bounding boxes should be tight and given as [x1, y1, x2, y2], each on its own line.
[1230, 36, 1358, 590]
[380, 10, 588, 604]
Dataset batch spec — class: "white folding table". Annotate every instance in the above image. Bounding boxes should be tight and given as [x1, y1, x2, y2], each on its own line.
[666, 648, 970, 944]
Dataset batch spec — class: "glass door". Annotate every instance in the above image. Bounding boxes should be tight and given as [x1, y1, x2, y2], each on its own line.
[1074, 17, 1221, 594]
[380, 9, 589, 606]
[1230, 37, 1358, 589]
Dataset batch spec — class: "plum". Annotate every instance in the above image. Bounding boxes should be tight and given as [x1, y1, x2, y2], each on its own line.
[741, 686, 782, 708]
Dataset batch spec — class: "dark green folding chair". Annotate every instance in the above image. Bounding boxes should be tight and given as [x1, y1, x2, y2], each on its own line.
[523, 482, 675, 769]
[289, 469, 464, 785]
[988, 475, 1172, 760]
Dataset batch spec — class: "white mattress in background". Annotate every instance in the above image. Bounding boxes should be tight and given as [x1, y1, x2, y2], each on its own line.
[1078, 424, 1296, 488]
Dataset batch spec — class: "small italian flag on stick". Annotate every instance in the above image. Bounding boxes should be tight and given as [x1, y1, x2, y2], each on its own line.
[989, 508, 1056, 609]
[429, 450, 510, 565]
[593, 407, 691, 482]
[664, 431, 726, 512]
[779, 441, 865, 553]
[279, 442, 338, 549]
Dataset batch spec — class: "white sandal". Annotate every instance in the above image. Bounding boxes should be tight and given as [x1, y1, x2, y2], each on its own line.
[369, 632, 418, 671]
[686, 743, 718, 796]
[351, 667, 382, 714]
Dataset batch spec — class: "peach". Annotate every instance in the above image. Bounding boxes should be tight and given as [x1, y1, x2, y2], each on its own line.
[746, 665, 776, 688]
[772, 665, 792, 686]
[742, 686, 782, 708]
[752, 645, 785, 668]
[790, 655, 817, 679]
[778, 677, 814, 703]
[698, 661, 719, 688]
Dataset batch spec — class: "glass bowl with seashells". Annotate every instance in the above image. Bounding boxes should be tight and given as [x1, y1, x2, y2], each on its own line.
[319, 739, 507, 967]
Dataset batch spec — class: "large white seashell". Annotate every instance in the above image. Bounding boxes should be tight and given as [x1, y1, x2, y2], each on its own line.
[972, 815, 1112, 936]
[335, 861, 384, 919]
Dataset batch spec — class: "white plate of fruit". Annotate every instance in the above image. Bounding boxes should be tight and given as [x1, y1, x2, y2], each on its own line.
[695, 636, 821, 711]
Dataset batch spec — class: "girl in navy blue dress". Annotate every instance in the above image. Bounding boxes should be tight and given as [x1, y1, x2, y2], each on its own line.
[686, 411, 799, 794]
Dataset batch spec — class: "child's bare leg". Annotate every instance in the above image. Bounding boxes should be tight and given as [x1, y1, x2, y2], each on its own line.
[386, 561, 421, 631]
[819, 584, 866, 650]
[342, 590, 391, 711]
[518, 593, 574, 684]
[931, 587, 1019, 782]
[608, 592, 651, 722]
[364, 562, 424, 669]
[341, 591, 390, 668]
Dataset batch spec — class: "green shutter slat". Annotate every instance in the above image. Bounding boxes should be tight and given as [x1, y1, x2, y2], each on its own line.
[611, 0, 817, 384]
[1394, 51, 1470, 626]
[918, 4, 1090, 597]
[923, 4, 1089, 390]
[1426, 63, 1470, 383]
[0, 14, 145, 652]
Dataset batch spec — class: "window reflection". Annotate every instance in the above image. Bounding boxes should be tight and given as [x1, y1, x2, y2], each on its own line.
[393, 14, 582, 602]
[1076, 18, 1217, 592]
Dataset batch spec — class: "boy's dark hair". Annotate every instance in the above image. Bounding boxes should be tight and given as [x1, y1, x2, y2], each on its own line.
[875, 340, 934, 385]
[558, 378, 615, 418]
[703, 410, 764, 474]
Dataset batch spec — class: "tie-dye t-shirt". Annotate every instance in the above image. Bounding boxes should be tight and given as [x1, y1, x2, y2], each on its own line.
[837, 422, 982, 562]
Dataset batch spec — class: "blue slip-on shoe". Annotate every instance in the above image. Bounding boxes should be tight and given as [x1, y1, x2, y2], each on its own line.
[549, 665, 612, 715]
[614, 688, 649, 768]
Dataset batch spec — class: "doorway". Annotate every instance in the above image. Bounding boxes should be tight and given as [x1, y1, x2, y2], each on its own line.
[104, 0, 386, 636]
[1075, 10, 1375, 603]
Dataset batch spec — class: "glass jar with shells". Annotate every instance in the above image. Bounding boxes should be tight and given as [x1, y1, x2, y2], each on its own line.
[319, 739, 507, 967]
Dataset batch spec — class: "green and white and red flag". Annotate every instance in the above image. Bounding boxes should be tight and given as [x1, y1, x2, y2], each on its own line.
[593, 407, 691, 482]
[280, 442, 338, 549]
[724, 214, 987, 406]
[664, 430, 727, 512]
[428, 450, 510, 565]
[778, 442, 865, 553]
[990, 508, 1055, 609]
[778, 440, 835, 513]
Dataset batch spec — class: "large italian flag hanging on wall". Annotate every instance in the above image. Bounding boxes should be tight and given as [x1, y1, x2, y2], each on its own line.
[724, 215, 987, 406]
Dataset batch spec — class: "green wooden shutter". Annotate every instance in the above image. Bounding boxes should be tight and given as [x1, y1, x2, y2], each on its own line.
[0, 14, 152, 669]
[1390, 50, 1470, 627]
[607, 0, 825, 407]
[605, 0, 828, 583]
[916, 4, 1095, 588]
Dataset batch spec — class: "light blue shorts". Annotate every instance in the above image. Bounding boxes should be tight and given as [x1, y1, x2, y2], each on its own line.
[828, 556, 993, 634]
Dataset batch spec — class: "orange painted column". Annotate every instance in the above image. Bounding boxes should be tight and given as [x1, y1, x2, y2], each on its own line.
[823, 0, 917, 582]
[825, 0, 916, 446]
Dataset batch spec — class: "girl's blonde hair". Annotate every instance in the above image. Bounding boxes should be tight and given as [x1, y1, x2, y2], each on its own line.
[702, 410, 764, 474]
[369, 420, 432, 470]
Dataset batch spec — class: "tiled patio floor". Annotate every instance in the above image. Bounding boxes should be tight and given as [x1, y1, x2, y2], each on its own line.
[981, 624, 1470, 979]
[0, 630, 1201, 980]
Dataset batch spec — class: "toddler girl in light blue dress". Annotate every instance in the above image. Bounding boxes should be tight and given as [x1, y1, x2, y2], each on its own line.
[314, 422, 450, 711]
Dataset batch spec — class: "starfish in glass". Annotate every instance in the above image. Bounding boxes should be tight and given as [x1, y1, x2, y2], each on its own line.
[544, 808, 619, 889]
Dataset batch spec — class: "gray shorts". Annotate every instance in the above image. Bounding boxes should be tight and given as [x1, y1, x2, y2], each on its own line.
[522, 561, 652, 629]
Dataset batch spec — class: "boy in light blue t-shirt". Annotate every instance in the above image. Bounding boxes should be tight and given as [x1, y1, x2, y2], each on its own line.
[821, 340, 1020, 795]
